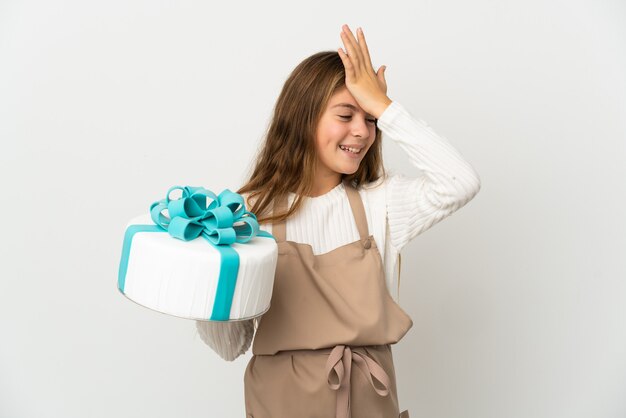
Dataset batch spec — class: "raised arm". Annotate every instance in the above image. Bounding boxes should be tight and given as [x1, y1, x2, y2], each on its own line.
[378, 101, 482, 251]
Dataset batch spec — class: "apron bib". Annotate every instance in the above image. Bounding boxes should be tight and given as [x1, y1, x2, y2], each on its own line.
[244, 179, 413, 418]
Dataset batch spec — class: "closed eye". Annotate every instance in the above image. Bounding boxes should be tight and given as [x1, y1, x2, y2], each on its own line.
[339, 115, 377, 124]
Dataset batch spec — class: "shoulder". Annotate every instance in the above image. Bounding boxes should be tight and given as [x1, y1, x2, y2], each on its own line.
[359, 175, 386, 191]
[357, 172, 401, 200]
[356, 172, 418, 217]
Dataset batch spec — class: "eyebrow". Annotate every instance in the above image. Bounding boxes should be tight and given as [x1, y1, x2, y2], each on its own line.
[331, 103, 375, 118]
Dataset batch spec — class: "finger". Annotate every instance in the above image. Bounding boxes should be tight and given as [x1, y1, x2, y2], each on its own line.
[376, 65, 385, 80]
[344, 25, 366, 67]
[356, 27, 374, 72]
[340, 25, 364, 69]
[340, 31, 358, 68]
[377, 65, 387, 92]
[337, 47, 356, 80]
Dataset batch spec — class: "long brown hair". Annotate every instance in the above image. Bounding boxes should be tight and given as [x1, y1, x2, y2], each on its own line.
[237, 50, 386, 225]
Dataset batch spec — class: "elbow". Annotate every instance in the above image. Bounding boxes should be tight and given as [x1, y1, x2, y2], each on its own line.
[460, 161, 481, 195]
[449, 168, 482, 209]
[463, 168, 482, 205]
[469, 170, 481, 198]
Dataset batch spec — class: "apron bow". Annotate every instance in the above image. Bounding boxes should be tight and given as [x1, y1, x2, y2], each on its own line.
[325, 344, 391, 418]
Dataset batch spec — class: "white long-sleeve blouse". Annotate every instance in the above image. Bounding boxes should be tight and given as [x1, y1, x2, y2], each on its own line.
[196, 100, 482, 361]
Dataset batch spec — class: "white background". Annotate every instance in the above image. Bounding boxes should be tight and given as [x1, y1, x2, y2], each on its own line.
[1, 0, 625, 417]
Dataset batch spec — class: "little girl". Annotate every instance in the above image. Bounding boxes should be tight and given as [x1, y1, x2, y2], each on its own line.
[197, 24, 481, 418]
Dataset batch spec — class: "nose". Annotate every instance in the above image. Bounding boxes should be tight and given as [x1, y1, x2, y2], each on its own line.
[351, 116, 371, 139]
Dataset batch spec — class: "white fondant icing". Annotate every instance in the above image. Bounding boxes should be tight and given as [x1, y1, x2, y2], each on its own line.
[121, 213, 278, 321]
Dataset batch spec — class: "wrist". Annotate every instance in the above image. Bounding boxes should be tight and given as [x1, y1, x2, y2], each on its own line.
[369, 96, 392, 119]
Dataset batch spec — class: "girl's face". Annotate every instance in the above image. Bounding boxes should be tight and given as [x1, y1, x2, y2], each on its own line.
[314, 87, 377, 182]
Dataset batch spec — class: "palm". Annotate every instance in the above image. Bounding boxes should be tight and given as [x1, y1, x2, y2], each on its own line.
[337, 25, 389, 114]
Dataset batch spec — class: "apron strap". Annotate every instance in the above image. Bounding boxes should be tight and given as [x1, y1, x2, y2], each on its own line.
[342, 179, 370, 242]
[271, 179, 370, 243]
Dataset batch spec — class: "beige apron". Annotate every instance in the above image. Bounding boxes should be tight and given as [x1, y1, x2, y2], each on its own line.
[244, 179, 414, 418]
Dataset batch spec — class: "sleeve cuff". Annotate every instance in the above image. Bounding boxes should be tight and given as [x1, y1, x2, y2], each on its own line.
[376, 100, 405, 130]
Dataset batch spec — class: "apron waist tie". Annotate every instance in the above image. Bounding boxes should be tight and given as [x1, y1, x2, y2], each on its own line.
[325, 344, 391, 418]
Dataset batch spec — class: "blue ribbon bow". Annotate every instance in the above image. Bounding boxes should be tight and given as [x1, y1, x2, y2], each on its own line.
[118, 185, 275, 321]
[150, 185, 261, 245]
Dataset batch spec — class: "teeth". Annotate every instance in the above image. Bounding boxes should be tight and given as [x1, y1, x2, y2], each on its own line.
[340, 145, 360, 154]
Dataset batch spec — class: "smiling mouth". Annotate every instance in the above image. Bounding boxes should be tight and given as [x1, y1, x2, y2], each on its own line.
[339, 145, 362, 154]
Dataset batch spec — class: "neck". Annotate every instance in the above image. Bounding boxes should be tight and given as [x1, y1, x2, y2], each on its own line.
[309, 174, 342, 197]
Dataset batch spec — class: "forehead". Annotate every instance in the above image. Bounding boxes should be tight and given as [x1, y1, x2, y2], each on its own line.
[328, 88, 357, 107]
[327, 89, 373, 116]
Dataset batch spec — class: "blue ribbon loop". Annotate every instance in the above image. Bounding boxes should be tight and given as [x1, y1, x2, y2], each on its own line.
[149, 185, 261, 245]
[118, 185, 275, 321]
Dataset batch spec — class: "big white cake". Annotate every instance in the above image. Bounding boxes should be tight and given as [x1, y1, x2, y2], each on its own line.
[117, 186, 278, 322]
